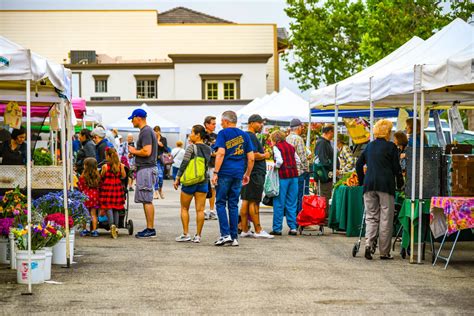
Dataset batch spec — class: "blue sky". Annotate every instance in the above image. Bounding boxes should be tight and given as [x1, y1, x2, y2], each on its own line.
[0, 0, 310, 98]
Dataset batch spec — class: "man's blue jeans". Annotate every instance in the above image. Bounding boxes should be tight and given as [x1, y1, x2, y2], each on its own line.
[297, 172, 310, 214]
[273, 177, 298, 232]
[154, 160, 164, 190]
[216, 175, 242, 240]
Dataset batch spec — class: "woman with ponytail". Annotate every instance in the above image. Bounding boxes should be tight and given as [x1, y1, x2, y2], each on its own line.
[99, 147, 127, 239]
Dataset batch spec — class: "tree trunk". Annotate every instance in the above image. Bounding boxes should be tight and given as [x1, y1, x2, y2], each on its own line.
[468, 110, 474, 131]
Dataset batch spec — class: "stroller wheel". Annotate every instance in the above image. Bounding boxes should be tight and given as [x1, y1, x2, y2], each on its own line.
[127, 219, 134, 236]
[352, 243, 359, 257]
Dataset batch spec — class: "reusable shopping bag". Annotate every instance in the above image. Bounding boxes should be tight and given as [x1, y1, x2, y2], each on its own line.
[180, 145, 206, 186]
[264, 168, 279, 197]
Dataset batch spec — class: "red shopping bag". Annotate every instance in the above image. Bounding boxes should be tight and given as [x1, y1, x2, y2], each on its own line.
[297, 195, 327, 227]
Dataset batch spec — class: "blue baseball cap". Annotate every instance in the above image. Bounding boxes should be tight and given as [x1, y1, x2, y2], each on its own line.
[128, 108, 147, 120]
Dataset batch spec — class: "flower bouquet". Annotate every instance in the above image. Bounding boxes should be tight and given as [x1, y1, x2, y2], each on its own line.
[11, 224, 51, 252]
[0, 217, 14, 237]
[33, 191, 90, 228]
[0, 187, 27, 219]
[43, 224, 64, 248]
[44, 212, 74, 229]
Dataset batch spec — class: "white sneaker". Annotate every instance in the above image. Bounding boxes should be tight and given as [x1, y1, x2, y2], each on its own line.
[209, 211, 218, 220]
[254, 230, 274, 239]
[204, 211, 210, 220]
[231, 239, 239, 247]
[240, 230, 255, 238]
[214, 235, 232, 246]
[192, 234, 201, 243]
[175, 234, 191, 242]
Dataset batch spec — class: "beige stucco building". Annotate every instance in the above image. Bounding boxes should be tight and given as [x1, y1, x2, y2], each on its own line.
[0, 7, 288, 138]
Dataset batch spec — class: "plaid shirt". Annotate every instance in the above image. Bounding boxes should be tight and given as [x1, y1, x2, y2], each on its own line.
[286, 132, 309, 174]
[338, 144, 355, 173]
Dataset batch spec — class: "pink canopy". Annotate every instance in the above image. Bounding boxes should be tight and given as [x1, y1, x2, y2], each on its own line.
[0, 98, 86, 119]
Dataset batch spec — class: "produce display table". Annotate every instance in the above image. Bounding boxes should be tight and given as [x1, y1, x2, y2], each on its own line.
[398, 199, 431, 249]
[431, 196, 474, 268]
[328, 185, 364, 237]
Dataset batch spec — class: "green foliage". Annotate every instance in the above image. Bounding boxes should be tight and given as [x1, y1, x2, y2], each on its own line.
[33, 148, 53, 166]
[284, 0, 474, 90]
[283, 0, 366, 90]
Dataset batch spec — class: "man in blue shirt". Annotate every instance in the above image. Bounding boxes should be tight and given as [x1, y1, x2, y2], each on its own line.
[211, 110, 254, 246]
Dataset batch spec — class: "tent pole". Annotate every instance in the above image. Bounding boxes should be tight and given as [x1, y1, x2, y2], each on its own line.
[26, 80, 33, 294]
[68, 106, 74, 191]
[418, 88, 425, 264]
[410, 65, 418, 264]
[60, 100, 71, 268]
[306, 101, 311, 149]
[333, 85, 338, 186]
[369, 77, 374, 141]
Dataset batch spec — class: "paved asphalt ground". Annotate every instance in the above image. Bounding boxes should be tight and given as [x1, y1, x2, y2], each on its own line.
[1, 182, 473, 315]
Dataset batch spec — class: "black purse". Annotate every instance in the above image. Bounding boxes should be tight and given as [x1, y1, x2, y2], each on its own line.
[262, 195, 273, 206]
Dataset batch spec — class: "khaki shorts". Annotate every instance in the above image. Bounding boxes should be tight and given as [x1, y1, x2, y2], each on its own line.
[135, 166, 158, 204]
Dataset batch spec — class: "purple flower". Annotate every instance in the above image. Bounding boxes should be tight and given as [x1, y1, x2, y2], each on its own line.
[13, 210, 20, 216]
[0, 218, 14, 236]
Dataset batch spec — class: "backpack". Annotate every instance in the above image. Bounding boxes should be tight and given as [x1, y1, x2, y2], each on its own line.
[180, 145, 206, 186]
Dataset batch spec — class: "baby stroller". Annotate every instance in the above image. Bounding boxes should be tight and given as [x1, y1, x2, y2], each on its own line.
[297, 173, 327, 236]
[97, 165, 134, 236]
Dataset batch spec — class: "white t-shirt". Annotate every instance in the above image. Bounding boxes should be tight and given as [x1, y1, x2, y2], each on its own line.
[171, 147, 185, 168]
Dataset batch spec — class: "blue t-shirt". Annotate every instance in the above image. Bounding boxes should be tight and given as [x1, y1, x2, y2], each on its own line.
[215, 127, 254, 178]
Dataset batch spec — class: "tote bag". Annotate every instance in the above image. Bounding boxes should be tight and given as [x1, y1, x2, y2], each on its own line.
[180, 145, 206, 186]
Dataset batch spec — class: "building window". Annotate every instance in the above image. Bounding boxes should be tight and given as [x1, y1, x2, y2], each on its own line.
[200, 74, 241, 100]
[92, 75, 109, 93]
[223, 81, 236, 100]
[95, 80, 107, 93]
[134, 75, 159, 99]
[206, 82, 219, 100]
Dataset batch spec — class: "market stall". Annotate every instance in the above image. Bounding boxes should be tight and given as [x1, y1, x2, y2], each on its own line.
[0, 35, 73, 292]
[310, 18, 474, 264]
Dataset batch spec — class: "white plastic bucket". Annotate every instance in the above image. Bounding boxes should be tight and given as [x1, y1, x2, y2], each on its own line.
[9, 232, 16, 269]
[43, 247, 53, 280]
[16, 250, 46, 284]
[0, 237, 9, 264]
[52, 230, 75, 265]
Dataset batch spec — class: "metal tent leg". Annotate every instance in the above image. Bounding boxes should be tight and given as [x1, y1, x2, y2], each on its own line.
[433, 230, 461, 269]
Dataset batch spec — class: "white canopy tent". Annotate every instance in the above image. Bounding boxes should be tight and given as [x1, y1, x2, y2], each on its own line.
[311, 18, 474, 108]
[309, 18, 474, 265]
[0, 36, 72, 293]
[106, 103, 180, 133]
[237, 91, 278, 123]
[254, 88, 311, 122]
[311, 36, 425, 108]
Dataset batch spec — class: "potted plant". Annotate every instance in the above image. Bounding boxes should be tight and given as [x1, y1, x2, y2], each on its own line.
[0, 217, 14, 264]
[33, 191, 90, 265]
[42, 224, 64, 280]
[11, 224, 51, 284]
[33, 191, 90, 228]
[33, 148, 53, 166]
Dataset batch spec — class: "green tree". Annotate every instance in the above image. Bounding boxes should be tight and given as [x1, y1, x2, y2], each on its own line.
[283, 0, 365, 91]
[359, 0, 448, 65]
[284, 0, 474, 91]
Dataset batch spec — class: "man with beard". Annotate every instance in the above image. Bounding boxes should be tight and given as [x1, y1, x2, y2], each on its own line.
[239, 114, 274, 239]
